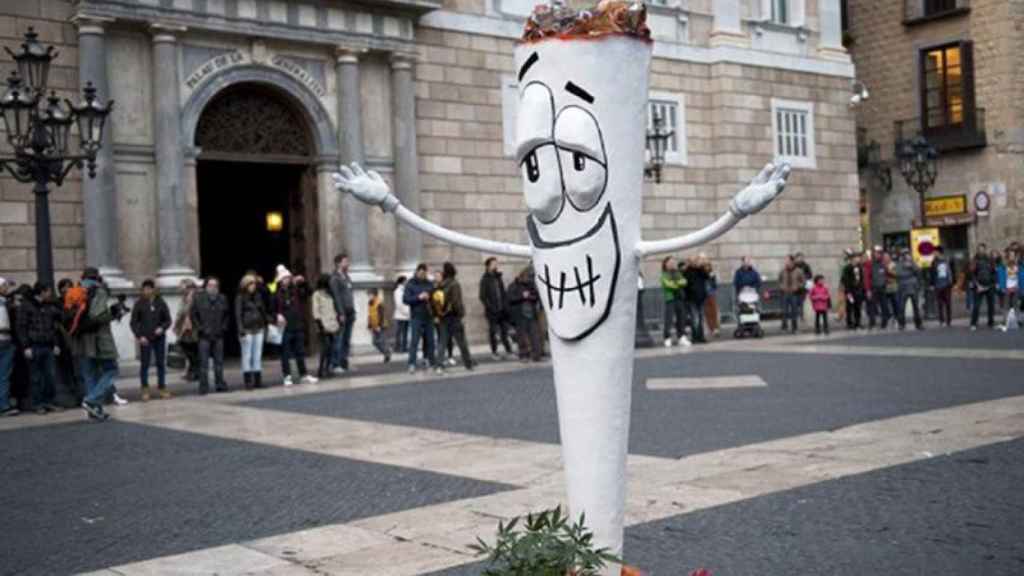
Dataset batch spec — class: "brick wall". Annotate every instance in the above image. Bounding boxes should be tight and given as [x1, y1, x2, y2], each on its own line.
[0, 0, 84, 287]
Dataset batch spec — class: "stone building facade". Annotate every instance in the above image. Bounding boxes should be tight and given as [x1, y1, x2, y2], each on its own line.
[847, 0, 1024, 264]
[1, 0, 859, 357]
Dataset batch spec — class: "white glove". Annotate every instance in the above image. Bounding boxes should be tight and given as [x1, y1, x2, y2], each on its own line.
[730, 161, 791, 218]
[332, 163, 399, 213]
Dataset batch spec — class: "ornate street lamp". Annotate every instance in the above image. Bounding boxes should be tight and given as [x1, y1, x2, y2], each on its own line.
[863, 139, 893, 193]
[897, 135, 938, 225]
[644, 110, 673, 184]
[0, 28, 113, 287]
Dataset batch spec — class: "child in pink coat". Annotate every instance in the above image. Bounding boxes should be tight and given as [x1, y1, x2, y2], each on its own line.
[809, 275, 832, 335]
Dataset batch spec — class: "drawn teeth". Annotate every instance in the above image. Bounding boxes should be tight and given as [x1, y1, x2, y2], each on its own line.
[538, 255, 602, 310]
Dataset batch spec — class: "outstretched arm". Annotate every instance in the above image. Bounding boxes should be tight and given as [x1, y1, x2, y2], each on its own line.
[333, 164, 532, 259]
[636, 162, 790, 258]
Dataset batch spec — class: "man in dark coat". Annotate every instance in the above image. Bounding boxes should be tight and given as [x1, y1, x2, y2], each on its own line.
[16, 283, 63, 413]
[507, 267, 543, 362]
[404, 263, 439, 372]
[191, 277, 230, 394]
[682, 258, 709, 343]
[328, 253, 356, 373]
[969, 243, 996, 330]
[841, 252, 866, 330]
[479, 257, 513, 360]
[439, 262, 474, 371]
[130, 279, 172, 400]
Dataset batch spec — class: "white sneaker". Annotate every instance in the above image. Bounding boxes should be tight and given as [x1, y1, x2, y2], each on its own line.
[664, 338, 673, 348]
[446, 358, 457, 367]
[302, 375, 319, 384]
[408, 365, 417, 374]
[680, 336, 692, 347]
[331, 367, 346, 375]
[283, 376, 294, 387]
[113, 394, 128, 406]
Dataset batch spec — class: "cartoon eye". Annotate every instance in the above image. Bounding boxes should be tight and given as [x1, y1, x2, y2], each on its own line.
[555, 107, 607, 212]
[520, 143, 564, 223]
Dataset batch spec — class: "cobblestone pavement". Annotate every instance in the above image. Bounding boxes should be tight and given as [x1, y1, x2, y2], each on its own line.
[0, 324, 1021, 575]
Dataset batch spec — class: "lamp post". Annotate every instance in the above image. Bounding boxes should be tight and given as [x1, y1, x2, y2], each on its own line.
[897, 135, 938, 226]
[644, 110, 673, 184]
[0, 28, 113, 288]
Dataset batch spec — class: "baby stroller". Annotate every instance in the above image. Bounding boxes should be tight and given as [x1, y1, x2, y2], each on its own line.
[734, 286, 765, 339]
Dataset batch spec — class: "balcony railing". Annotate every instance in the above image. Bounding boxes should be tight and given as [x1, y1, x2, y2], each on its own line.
[904, 0, 970, 24]
[894, 108, 986, 154]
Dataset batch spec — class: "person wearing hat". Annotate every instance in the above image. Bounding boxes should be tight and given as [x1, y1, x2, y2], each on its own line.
[74, 267, 120, 421]
[0, 277, 17, 416]
[236, 274, 270, 389]
[191, 276, 231, 394]
[273, 265, 318, 386]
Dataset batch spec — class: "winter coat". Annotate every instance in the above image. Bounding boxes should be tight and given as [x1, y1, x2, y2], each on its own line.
[870, 259, 888, 291]
[895, 259, 920, 293]
[841, 263, 865, 295]
[683, 266, 709, 303]
[403, 277, 435, 322]
[795, 261, 813, 290]
[507, 278, 540, 321]
[235, 291, 269, 335]
[733, 266, 762, 293]
[884, 261, 900, 294]
[191, 292, 230, 340]
[931, 256, 954, 290]
[16, 296, 60, 348]
[72, 283, 118, 360]
[274, 283, 309, 332]
[393, 284, 410, 322]
[368, 295, 388, 331]
[173, 291, 198, 344]
[971, 255, 996, 289]
[329, 271, 355, 315]
[439, 277, 466, 319]
[312, 289, 339, 334]
[130, 295, 172, 341]
[809, 283, 831, 313]
[479, 271, 508, 317]
[660, 270, 686, 303]
[778, 266, 806, 295]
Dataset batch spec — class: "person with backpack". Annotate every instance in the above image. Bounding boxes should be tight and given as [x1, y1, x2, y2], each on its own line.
[660, 256, 688, 347]
[312, 274, 340, 379]
[404, 263, 439, 373]
[0, 278, 15, 416]
[236, 274, 270, 389]
[970, 243, 997, 330]
[274, 266, 318, 386]
[367, 288, 392, 364]
[508, 267, 544, 362]
[479, 257, 514, 360]
[931, 246, 954, 326]
[73, 268, 120, 421]
[130, 279, 172, 400]
[191, 276, 231, 394]
[436, 262, 474, 372]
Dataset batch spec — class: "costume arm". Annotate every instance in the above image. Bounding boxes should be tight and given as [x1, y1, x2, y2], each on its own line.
[636, 162, 791, 259]
[333, 163, 531, 259]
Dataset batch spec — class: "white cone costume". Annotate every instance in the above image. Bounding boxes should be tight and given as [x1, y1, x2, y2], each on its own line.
[334, 0, 790, 565]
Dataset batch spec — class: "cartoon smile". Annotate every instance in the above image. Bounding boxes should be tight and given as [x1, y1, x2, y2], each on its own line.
[528, 204, 620, 341]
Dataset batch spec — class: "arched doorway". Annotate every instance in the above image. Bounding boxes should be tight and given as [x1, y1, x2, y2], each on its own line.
[195, 83, 320, 354]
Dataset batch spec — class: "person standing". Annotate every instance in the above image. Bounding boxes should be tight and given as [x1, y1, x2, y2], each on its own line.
[702, 255, 720, 338]
[1007, 254, 1020, 312]
[794, 252, 813, 328]
[841, 252, 865, 330]
[868, 247, 891, 329]
[733, 256, 763, 293]
[367, 288, 392, 363]
[312, 274, 340, 379]
[0, 279, 17, 416]
[129, 279, 172, 401]
[328, 253, 356, 374]
[682, 257, 709, 343]
[16, 283, 63, 413]
[404, 263, 439, 373]
[969, 244, 996, 330]
[236, 274, 270, 389]
[191, 277, 230, 394]
[508, 267, 543, 362]
[274, 267, 318, 386]
[809, 275, 832, 335]
[931, 246, 954, 327]
[778, 255, 806, 334]
[995, 251, 1008, 311]
[437, 262, 474, 371]
[895, 250, 923, 330]
[393, 276, 410, 354]
[174, 279, 200, 382]
[660, 256, 688, 347]
[74, 268, 119, 421]
[479, 257, 514, 360]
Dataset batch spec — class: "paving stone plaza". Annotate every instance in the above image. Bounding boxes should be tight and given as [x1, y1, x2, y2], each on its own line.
[3, 325, 1023, 575]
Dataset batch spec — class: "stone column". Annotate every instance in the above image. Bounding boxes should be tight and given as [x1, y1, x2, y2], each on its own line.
[818, 0, 848, 60]
[74, 16, 131, 287]
[150, 24, 196, 287]
[390, 53, 422, 272]
[335, 48, 379, 281]
[710, 0, 748, 48]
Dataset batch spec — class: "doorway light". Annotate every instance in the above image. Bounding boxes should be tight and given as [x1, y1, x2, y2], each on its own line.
[266, 211, 284, 232]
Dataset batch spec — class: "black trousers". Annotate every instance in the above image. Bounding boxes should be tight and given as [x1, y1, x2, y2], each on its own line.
[845, 293, 863, 329]
[935, 287, 952, 325]
[899, 290, 922, 329]
[281, 329, 308, 378]
[439, 316, 473, 368]
[663, 299, 686, 340]
[198, 338, 225, 392]
[815, 311, 829, 334]
[515, 315, 543, 361]
[971, 288, 996, 327]
[486, 313, 513, 355]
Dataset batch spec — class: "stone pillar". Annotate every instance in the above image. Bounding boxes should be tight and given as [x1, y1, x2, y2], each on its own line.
[150, 25, 196, 288]
[74, 16, 131, 287]
[710, 0, 748, 48]
[316, 160, 345, 275]
[335, 48, 379, 281]
[390, 53, 422, 272]
[818, 0, 848, 60]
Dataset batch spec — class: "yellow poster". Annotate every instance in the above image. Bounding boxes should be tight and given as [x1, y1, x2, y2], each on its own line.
[911, 227, 941, 267]
[924, 195, 966, 217]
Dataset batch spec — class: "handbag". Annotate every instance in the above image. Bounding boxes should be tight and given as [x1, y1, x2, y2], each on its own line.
[266, 323, 283, 345]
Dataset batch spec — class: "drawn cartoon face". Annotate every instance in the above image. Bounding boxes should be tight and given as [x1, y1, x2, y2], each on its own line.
[515, 36, 652, 341]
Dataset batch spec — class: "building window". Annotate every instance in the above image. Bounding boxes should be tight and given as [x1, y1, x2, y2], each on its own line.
[771, 98, 816, 169]
[771, 0, 789, 24]
[924, 0, 957, 17]
[647, 93, 686, 165]
[921, 42, 973, 129]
